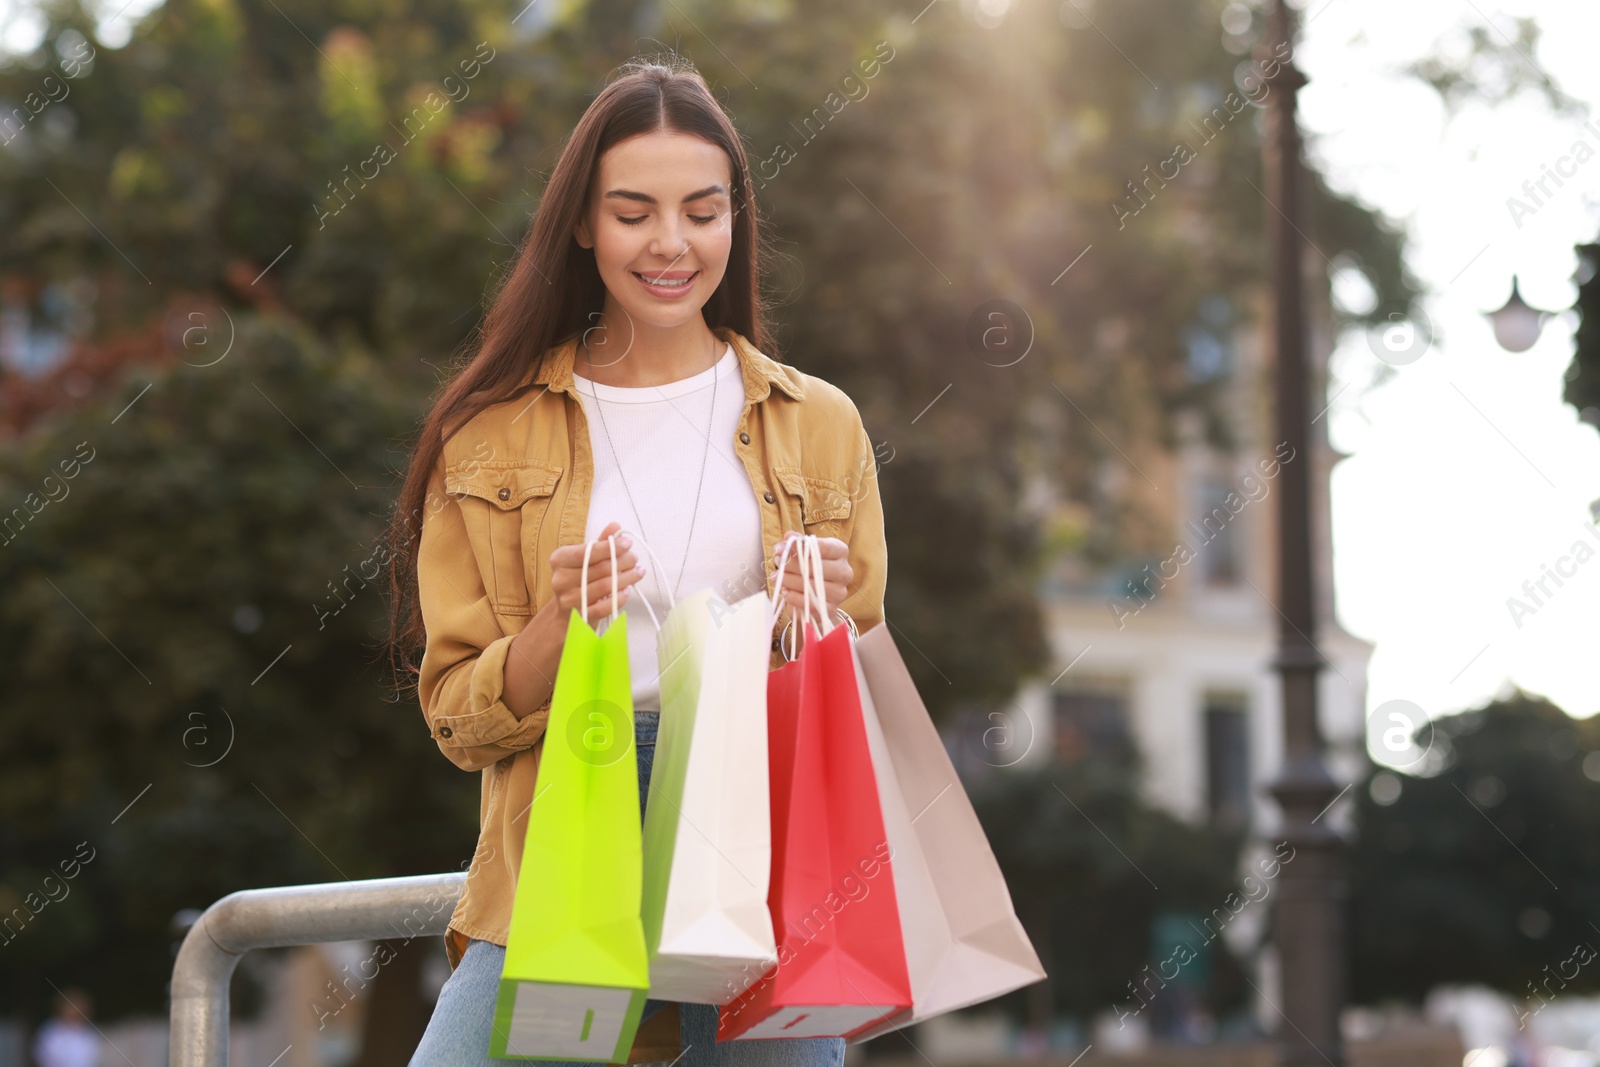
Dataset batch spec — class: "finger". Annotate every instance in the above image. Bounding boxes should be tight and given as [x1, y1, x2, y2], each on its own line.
[555, 582, 625, 617]
[774, 556, 847, 588]
[552, 562, 638, 611]
[588, 547, 639, 575]
[815, 536, 848, 559]
[816, 556, 851, 582]
[583, 571, 632, 601]
[552, 560, 639, 600]
[780, 584, 828, 616]
[550, 528, 633, 568]
[779, 575, 843, 610]
[770, 561, 804, 588]
[822, 573, 851, 603]
[770, 532, 802, 566]
[552, 541, 637, 577]
[773, 570, 811, 596]
[583, 584, 632, 621]
[556, 552, 640, 586]
[584, 564, 645, 602]
[770, 535, 815, 578]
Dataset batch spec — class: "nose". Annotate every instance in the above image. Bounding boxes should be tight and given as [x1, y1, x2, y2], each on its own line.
[649, 219, 690, 261]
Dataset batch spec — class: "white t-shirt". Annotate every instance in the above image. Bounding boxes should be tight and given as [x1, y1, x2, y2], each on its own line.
[571, 341, 765, 710]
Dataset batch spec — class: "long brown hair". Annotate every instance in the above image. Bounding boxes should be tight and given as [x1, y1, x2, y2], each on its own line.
[384, 52, 774, 698]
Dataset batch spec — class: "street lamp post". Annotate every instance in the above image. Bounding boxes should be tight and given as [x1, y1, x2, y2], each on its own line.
[1258, 2, 1347, 1064]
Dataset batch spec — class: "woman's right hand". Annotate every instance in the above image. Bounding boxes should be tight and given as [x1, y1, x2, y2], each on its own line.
[548, 520, 648, 624]
[503, 521, 648, 722]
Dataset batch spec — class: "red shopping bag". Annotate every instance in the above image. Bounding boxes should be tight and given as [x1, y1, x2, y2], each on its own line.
[717, 602, 912, 1041]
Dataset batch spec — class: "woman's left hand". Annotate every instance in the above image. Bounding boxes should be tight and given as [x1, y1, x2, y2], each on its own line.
[770, 532, 851, 624]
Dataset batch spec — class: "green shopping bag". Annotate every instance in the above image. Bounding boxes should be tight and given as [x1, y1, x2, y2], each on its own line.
[490, 541, 650, 1061]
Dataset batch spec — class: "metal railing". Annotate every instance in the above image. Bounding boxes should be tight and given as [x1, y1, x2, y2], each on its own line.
[168, 872, 465, 1067]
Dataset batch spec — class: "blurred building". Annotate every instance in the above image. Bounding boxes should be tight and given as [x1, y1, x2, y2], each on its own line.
[931, 277, 1373, 1054]
[959, 282, 1369, 830]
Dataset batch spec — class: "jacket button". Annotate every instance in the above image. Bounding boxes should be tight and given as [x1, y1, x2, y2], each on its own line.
[497, 487, 511, 501]
[763, 491, 776, 503]
[739, 432, 751, 444]
[439, 725, 454, 738]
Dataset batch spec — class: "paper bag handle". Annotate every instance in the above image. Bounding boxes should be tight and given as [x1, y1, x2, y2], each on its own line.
[615, 527, 677, 610]
[774, 533, 834, 661]
[578, 534, 660, 632]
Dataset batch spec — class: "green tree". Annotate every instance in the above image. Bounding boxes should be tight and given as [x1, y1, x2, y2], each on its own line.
[0, 0, 1416, 1050]
[0, 0, 1414, 717]
[1563, 240, 1599, 429]
[0, 316, 470, 1052]
[1350, 693, 1600, 1005]
[969, 758, 1250, 1034]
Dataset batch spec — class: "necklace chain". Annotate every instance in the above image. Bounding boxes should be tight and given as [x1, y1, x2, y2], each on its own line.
[580, 330, 719, 604]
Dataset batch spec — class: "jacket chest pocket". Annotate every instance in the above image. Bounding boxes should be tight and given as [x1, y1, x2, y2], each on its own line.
[445, 461, 564, 615]
[772, 466, 853, 541]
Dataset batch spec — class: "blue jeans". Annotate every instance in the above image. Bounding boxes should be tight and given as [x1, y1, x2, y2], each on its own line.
[409, 711, 845, 1067]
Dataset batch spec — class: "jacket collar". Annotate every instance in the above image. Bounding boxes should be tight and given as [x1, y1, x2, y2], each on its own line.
[530, 325, 806, 404]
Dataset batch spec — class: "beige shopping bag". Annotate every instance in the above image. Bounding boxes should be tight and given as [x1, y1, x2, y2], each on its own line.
[642, 585, 779, 1003]
[845, 621, 1046, 1043]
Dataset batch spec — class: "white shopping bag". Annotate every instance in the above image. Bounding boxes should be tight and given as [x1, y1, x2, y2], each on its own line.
[846, 621, 1046, 1043]
[641, 585, 779, 1003]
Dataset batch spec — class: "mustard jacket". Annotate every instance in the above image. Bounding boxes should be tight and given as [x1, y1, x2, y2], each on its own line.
[414, 324, 888, 983]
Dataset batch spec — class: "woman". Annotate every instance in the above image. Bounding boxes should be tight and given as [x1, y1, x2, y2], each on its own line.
[386, 53, 888, 1066]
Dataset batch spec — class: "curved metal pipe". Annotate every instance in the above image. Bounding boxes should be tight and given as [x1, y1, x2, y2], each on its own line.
[169, 872, 465, 1066]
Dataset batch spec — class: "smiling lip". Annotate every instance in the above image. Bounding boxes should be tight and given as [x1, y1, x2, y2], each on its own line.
[633, 270, 698, 297]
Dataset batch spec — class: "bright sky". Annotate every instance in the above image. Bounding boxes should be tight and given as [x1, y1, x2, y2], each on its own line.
[4, 0, 1598, 734]
[1296, 0, 1600, 735]
[0, 0, 157, 49]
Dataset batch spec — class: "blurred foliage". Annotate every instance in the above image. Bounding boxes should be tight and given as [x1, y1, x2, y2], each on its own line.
[970, 756, 1249, 1028]
[1403, 17, 1583, 115]
[1350, 693, 1600, 1005]
[0, 0, 1414, 1032]
[0, 317, 478, 1020]
[1565, 240, 1599, 426]
[0, 0, 1419, 714]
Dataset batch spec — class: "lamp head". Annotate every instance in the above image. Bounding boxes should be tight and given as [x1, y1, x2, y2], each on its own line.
[1488, 276, 1546, 353]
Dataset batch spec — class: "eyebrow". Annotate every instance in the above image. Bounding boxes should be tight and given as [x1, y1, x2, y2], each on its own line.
[602, 184, 728, 205]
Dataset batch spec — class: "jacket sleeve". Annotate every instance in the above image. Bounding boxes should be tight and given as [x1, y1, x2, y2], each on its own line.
[837, 407, 887, 636]
[416, 453, 551, 772]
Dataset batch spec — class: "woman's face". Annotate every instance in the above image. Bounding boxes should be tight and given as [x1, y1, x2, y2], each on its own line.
[575, 129, 736, 334]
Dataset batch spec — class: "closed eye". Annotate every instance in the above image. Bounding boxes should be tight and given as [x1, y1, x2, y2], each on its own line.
[617, 213, 721, 226]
